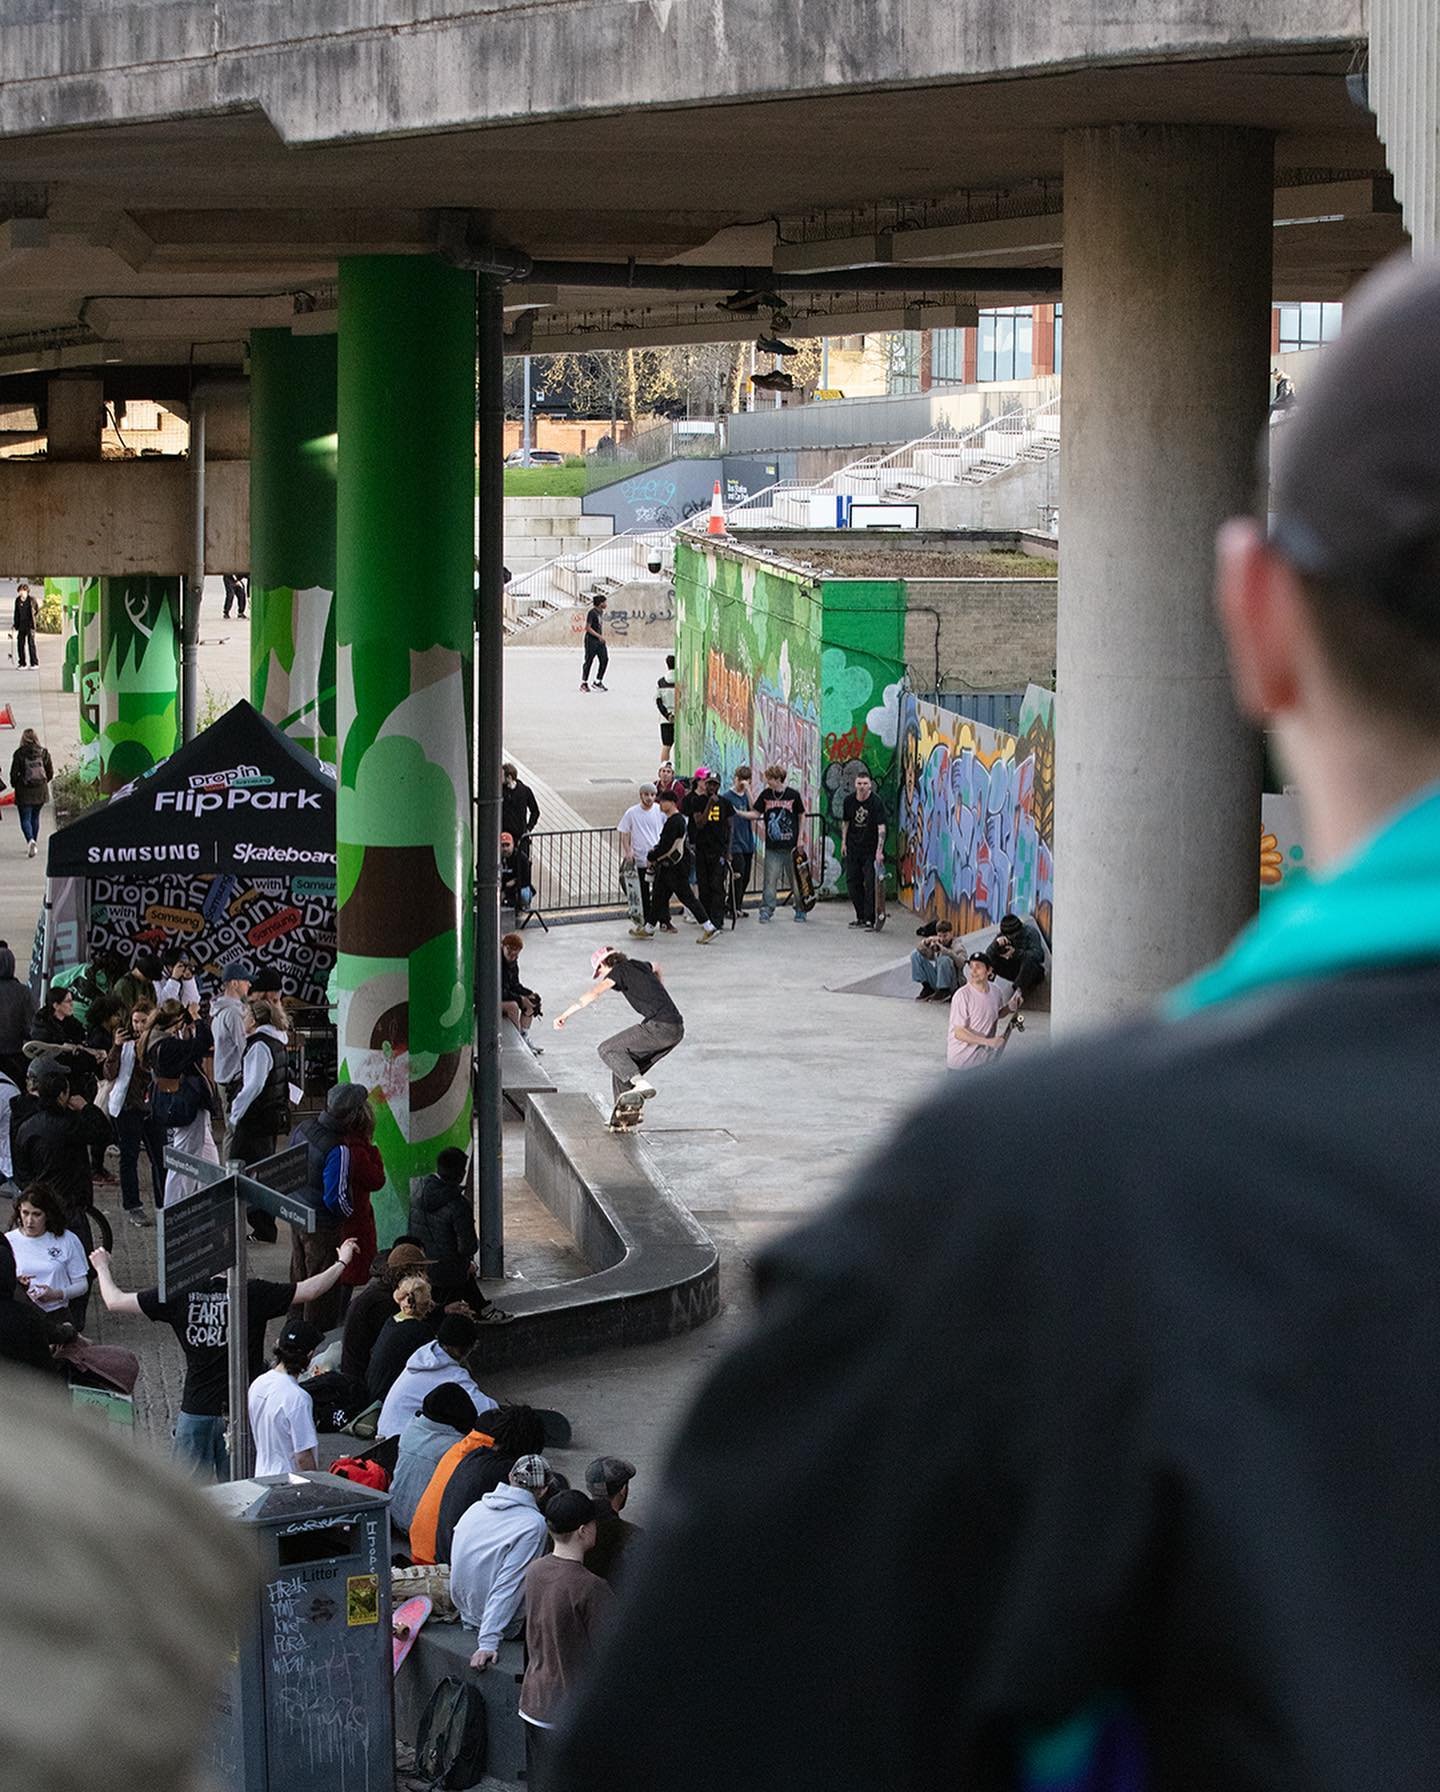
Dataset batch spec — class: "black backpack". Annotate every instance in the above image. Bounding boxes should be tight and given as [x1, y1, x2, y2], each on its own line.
[413, 1676, 488, 1790]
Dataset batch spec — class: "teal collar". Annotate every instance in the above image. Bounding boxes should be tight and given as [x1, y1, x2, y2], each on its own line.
[1169, 780, 1440, 1017]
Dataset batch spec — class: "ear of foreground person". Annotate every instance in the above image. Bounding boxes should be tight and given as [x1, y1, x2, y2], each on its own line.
[549, 256, 1440, 1790]
[0, 1369, 252, 1792]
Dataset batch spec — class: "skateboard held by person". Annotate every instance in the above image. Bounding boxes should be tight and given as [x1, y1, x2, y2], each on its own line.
[873, 857, 887, 931]
[792, 847, 817, 912]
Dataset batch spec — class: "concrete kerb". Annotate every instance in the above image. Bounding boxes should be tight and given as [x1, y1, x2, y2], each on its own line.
[466, 1091, 720, 1375]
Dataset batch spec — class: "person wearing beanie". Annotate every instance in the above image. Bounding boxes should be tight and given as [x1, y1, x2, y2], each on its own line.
[554, 256, 1440, 1789]
[986, 913, 1047, 1005]
[248, 1318, 324, 1476]
[389, 1382, 480, 1537]
[376, 1310, 490, 1442]
[520, 1490, 613, 1789]
[451, 1452, 553, 1670]
[409, 1145, 480, 1304]
[208, 959, 255, 1100]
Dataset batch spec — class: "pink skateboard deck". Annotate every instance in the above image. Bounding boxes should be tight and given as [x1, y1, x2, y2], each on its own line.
[392, 1595, 432, 1674]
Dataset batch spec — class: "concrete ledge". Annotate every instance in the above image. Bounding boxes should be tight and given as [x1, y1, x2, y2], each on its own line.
[501, 1017, 555, 1117]
[394, 1621, 525, 1787]
[474, 1092, 720, 1373]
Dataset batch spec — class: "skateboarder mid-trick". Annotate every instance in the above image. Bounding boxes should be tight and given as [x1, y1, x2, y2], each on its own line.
[554, 947, 685, 1129]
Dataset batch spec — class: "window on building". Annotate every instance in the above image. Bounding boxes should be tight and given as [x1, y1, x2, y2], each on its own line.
[978, 307, 1033, 381]
[931, 328, 966, 384]
[884, 331, 922, 395]
[1053, 304, 1063, 375]
[1274, 301, 1342, 353]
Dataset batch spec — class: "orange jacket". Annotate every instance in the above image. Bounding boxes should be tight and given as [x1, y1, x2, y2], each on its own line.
[406, 1428, 494, 1564]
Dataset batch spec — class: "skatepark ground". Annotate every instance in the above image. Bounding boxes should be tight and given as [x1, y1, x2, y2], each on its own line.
[0, 608, 1049, 1525]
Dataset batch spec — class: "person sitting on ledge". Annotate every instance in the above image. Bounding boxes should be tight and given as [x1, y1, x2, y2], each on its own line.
[910, 923, 959, 1001]
[987, 913, 1047, 1006]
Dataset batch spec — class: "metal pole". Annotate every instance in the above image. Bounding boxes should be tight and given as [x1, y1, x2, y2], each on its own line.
[474, 278, 505, 1278]
[38, 877, 55, 1002]
[821, 336, 830, 388]
[227, 1177, 253, 1480]
[522, 354, 533, 464]
[182, 400, 206, 741]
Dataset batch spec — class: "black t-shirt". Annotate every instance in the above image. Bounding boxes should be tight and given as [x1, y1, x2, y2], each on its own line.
[842, 791, 886, 857]
[340, 1277, 394, 1384]
[686, 790, 729, 856]
[648, 813, 688, 866]
[608, 958, 682, 1028]
[586, 606, 605, 641]
[755, 787, 802, 849]
[138, 1276, 295, 1416]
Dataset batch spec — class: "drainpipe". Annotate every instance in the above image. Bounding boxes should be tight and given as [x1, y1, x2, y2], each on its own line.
[183, 399, 205, 741]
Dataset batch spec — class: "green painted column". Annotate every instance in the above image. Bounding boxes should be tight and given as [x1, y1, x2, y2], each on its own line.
[76, 576, 102, 781]
[97, 576, 180, 792]
[250, 329, 339, 764]
[47, 577, 81, 693]
[336, 256, 476, 1242]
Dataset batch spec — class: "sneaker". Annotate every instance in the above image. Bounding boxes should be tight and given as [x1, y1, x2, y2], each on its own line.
[27, 841, 37, 859]
[697, 925, 718, 944]
[848, 920, 865, 928]
[475, 1303, 514, 1325]
[628, 1074, 657, 1100]
[126, 1207, 153, 1228]
[628, 925, 650, 939]
[580, 681, 589, 691]
[593, 681, 607, 690]
[751, 368, 797, 393]
[757, 334, 799, 357]
[793, 910, 808, 922]
[93, 1169, 118, 1185]
[758, 910, 772, 923]
[659, 923, 678, 934]
[915, 988, 932, 1001]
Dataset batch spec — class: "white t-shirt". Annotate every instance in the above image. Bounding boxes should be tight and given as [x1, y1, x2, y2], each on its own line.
[157, 976, 201, 1009]
[6, 1226, 88, 1307]
[248, 1368, 319, 1476]
[618, 802, 665, 860]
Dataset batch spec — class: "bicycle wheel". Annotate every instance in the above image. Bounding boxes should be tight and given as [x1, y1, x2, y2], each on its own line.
[86, 1203, 114, 1253]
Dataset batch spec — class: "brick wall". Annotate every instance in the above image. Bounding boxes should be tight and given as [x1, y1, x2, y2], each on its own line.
[904, 578, 1057, 691]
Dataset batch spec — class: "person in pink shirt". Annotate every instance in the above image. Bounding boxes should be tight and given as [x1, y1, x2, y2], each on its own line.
[946, 953, 1011, 1069]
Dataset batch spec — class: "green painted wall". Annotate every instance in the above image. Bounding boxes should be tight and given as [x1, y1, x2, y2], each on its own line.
[335, 255, 476, 1242]
[76, 576, 102, 781]
[47, 577, 81, 694]
[97, 576, 180, 793]
[817, 578, 907, 892]
[250, 329, 339, 764]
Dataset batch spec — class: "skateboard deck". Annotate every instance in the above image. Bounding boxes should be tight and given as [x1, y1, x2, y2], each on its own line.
[620, 861, 645, 924]
[791, 847, 817, 912]
[607, 1090, 646, 1132]
[392, 1595, 432, 1674]
[872, 860, 887, 931]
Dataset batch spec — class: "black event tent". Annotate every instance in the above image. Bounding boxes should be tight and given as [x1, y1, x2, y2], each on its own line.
[42, 701, 338, 1005]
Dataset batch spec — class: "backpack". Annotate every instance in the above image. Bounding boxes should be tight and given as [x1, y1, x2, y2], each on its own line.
[328, 1453, 389, 1491]
[413, 1676, 488, 1790]
[19, 748, 45, 787]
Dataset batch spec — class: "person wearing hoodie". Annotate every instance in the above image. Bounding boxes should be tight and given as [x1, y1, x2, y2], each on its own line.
[376, 1312, 487, 1441]
[0, 944, 36, 1088]
[226, 995, 290, 1245]
[409, 1146, 479, 1305]
[289, 1084, 384, 1331]
[208, 961, 254, 1108]
[451, 1453, 553, 1670]
[389, 1383, 479, 1537]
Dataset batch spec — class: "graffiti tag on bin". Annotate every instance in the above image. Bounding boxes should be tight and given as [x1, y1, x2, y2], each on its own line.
[248, 906, 303, 948]
[144, 904, 204, 935]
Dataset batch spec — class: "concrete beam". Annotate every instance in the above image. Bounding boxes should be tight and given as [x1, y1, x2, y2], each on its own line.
[773, 234, 894, 274]
[45, 375, 104, 460]
[886, 213, 1066, 265]
[0, 459, 246, 574]
[84, 295, 294, 338]
[528, 302, 980, 353]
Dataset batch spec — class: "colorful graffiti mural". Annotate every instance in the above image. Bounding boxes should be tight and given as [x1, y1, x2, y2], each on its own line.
[898, 686, 1056, 939]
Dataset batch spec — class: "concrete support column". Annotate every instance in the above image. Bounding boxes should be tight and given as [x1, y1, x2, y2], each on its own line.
[250, 330, 339, 763]
[46, 376, 103, 460]
[97, 576, 180, 792]
[47, 578, 81, 693]
[336, 257, 476, 1240]
[1053, 125, 1272, 1024]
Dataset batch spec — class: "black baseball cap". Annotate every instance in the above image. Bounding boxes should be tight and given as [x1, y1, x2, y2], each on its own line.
[1267, 256, 1440, 639]
[277, 1320, 323, 1357]
[544, 1490, 599, 1535]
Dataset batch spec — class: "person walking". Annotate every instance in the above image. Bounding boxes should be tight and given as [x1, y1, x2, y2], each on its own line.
[552, 254, 1440, 1792]
[12, 582, 38, 668]
[554, 947, 685, 1115]
[104, 994, 166, 1228]
[722, 766, 759, 917]
[8, 728, 53, 859]
[644, 792, 717, 941]
[840, 768, 886, 929]
[656, 654, 677, 751]
[221, 573, 248, 619]
[580, 594, 609, 691]
[753, 765, 807, 923]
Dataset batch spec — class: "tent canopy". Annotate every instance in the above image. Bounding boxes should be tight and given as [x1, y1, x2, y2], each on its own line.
[47, 700, 335, 880]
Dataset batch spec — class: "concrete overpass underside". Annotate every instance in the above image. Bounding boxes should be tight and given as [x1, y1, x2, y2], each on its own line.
[0, 0, 1413, 1233]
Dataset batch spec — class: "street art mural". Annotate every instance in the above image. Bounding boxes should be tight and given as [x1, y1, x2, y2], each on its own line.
[76, 577, 102, 782]
[898, 686, 1057, 939]
[674, 539, 824, 827]
[97, 576, 180, 794]
[817, 583, 907, 894]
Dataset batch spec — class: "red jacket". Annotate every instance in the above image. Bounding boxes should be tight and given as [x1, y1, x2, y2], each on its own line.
[338, 1138, 385, 1286]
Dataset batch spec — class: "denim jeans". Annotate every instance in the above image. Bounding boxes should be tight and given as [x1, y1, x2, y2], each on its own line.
[173, 1411, 229, 1481]
[117, 1106, 166, 1210]
[760, 845, 804, 918]
[911, 949, 959, 992]
[17, 804, 41, 844]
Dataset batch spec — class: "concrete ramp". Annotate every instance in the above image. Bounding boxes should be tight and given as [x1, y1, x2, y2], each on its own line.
[825, 953, 917, 1000]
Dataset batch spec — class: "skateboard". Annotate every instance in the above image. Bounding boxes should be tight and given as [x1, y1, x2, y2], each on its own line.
[872, 858, 887, 931]
[392, 1595, 432, 1674]
[607, 1089, 646, 1132]
[620, 861, 644, 925]
[791, 847, 817, 912]
[995, 1010, 1025, 1057]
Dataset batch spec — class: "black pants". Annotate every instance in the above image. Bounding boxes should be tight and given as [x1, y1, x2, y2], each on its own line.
[659, 718, 674, 750]
[695, 852, 730, 928]
[525, 1720, 556, 1792]
[222, 575, 247, 618]
[15, 628, 36, 667]
[845, 851, 876, 924]
[582, 639, 609, 683]
[730, 849, 753, 913]
[118, 1107, 167, 1210]
[652, 861, 710, 928]
[598, 1018, 684, 1100]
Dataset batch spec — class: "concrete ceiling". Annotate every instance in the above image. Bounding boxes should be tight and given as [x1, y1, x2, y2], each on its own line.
[0, 47, 1401, 378]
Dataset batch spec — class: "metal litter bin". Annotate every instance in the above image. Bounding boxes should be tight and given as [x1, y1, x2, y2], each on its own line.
[204, 1472, 394, 1792]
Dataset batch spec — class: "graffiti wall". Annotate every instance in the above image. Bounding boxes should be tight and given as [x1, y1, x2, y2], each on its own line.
[897, 685, 1057, 939]
[817, 580, 907, 894]
[674, 538, 824, 822]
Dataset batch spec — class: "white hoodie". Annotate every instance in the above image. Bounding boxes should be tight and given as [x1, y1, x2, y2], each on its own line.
[449, 1483, 548, 1652]
[210, 994, 248, 1085]
[375, 1338, 491, 1442]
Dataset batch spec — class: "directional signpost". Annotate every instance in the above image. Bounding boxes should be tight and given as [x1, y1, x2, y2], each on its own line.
[161, 1143, 320, 1482]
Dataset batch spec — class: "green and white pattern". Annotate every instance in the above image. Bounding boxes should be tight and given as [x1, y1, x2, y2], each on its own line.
[250, 329, 339, 765]
[47, 577, 81, 694]
[97, 576, 180, 792]
[76, 576, 102, 780]
[335, 257, 476, 1241]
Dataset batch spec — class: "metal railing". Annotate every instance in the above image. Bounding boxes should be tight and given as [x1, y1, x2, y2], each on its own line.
[505, 527, 674, 633]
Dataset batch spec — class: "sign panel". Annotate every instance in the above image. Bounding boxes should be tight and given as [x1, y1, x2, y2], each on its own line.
[158, 1180, 236, 1300]
[163, 1145, 230, 1186]
[236, 1175, 319, 1232]
[236, 1147, 318, 1230]
[246, 1143, 310, 1196]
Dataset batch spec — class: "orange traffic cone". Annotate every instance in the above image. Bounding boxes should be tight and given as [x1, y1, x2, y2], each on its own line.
[706, 480, 726, 535]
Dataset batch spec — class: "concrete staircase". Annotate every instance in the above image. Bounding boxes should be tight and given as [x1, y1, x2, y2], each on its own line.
[502, 495, 614, 581]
